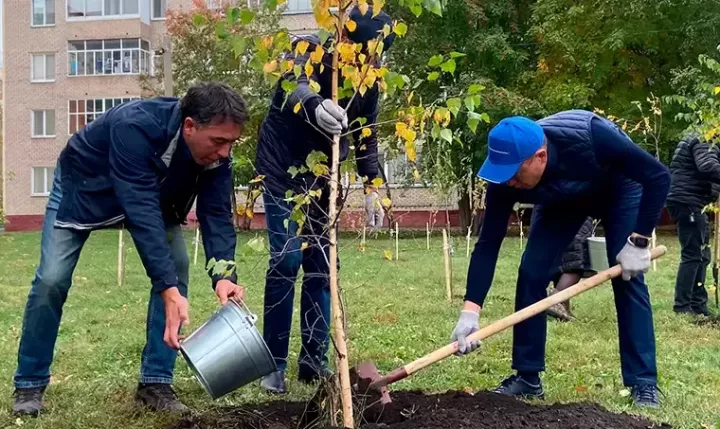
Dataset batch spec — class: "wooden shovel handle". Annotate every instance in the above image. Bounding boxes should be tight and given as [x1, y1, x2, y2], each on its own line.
[373, 245, 667, 388]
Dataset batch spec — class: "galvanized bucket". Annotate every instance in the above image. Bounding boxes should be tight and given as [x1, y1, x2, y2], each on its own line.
[179, 298, 276, 399]
[587, 236, 610, 272]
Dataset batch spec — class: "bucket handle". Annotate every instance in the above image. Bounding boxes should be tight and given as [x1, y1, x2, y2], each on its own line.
[232, 297, 258, 325]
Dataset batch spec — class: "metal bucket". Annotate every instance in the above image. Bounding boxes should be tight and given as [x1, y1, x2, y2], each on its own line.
[587, 236, 610, 272]
[179, 299, 276, 399]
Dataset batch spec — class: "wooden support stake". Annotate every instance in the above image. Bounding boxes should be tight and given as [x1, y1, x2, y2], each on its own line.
[193, 227, 201, 265]
[443, 229, 452, 302]
[466, 226, 471, 258]
[117, 229, 125, 287]
[651, 229, 657, 271]
[426, 222, 430, 250]
[362, 225, 366, 247]
[395, 222, 399, 261]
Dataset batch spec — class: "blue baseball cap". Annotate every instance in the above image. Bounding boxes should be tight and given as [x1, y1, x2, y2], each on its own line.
[478, 116, 545, 184]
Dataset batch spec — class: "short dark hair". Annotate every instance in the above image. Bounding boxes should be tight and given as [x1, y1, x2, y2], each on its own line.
[180, 81, 249, 127]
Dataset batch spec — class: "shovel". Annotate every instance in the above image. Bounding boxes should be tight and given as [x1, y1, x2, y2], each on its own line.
[354, 245, 667, 404]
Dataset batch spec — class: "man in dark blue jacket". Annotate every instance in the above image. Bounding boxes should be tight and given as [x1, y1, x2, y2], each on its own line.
[255, 7, 395, 393]
[12, 82, 248, 416]
[450, 111, 670, 408]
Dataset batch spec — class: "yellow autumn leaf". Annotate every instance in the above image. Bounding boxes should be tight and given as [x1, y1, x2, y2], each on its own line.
[373, 0, 384, 16]
[402, 128, 417, 143]
[305, 62, 314, 78]
[301, 242, 309, 251]
[715, 86, 720, 95]
[358, 53, 367, 64]
[384, 249, 393, 260]
[345, 19, 357, 32]
[293, 102, 302, 113]
[381, 197, 392, 208]
[282, 60, 295, 72]
[361, 128, 372, 138]
[395, 122, 408, 136]
[372, 177, 385, 188]
[359, 84, 368, 96]
[621, 121, 627, 131]
[245, 208, 254, 219]
[263, 60, 278, 73]
[413, 168, 421, 181]
[405, 141, 417, 162]
[310, 45, 324, 63]
[295, 40, 310, 56]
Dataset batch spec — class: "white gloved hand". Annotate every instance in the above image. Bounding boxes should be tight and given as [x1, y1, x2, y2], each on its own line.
[450, 310, 481, 355]
[616, 237, 651, 281]
[364, 190, 385, 229]
[314, 99, 348, 135]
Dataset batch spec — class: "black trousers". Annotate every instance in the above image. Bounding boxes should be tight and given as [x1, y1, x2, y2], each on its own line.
[666, 202, 710, 312]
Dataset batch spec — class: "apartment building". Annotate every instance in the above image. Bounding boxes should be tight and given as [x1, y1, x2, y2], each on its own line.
[2, 0, 457, 232]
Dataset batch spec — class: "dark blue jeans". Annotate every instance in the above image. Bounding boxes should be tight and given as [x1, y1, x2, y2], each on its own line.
[14, 163, 190, 389]
[517, 183, 657, 387]
[262, 191, 331, 374]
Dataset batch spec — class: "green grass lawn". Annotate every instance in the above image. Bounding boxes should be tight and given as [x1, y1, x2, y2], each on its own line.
[1, 229, 719, 429]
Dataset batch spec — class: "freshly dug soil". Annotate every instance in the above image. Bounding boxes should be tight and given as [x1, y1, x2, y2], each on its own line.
[169, 390, 670, 429]
[693, 315, 720, 327]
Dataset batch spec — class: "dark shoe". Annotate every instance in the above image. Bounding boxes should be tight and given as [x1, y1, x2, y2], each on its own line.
[692, 307, 714, 317]
[631, 384, 660, 409]
[298, 365, 334, 384]
[260, 370, 287, 394]
[491, 374, 544, 399]
[135, 383, 189, 413]
[13, 387, 45, 416]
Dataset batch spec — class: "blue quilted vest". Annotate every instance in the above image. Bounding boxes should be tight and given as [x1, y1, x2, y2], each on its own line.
[520, 110, 615, 206]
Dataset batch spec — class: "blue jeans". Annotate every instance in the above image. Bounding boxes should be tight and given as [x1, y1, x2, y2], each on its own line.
[262, 191, 331, 374]
[14, 163, 190, 389]
[516, 182, 657, 387]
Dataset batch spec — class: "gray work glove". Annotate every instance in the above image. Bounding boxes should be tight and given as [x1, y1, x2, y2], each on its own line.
[450, 310, 481, 355]
[616, 237, 651, 281]
[314, 99, 348, 135]
[364, 190, 385, 229]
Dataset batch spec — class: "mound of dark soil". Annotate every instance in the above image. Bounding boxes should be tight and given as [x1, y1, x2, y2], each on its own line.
[692, 315, 720, 327]
[169, 390, 670, 429]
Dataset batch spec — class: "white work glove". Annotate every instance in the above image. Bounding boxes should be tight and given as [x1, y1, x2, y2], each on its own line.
[450, 310, 481, 355]
[364, 190, 385, 229]
[616, 237, 651, 281]
[314, 99, 348, 135]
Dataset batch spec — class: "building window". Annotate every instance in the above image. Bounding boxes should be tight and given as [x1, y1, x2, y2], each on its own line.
[152, 0, 166, 18]
[284, 0, 312, 13]
[31, 54, 56, 82]
[68, 97, 140, 134]
[31, 110, 56, 138]
[32, 167, 55, 196]
[67, 0, 139, 19]
[68, 39, 151, 76]
[32, 0, 56, 26]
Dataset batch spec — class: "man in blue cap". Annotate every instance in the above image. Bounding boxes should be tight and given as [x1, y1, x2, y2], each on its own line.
[450, 110, 670, 408]
[255, 6, 395, 393]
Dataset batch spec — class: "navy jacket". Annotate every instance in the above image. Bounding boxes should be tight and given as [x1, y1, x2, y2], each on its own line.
[667, 133, 720, 209]
[55, 97, 237, 293]
[256, 34, 380, 195]
[466, 110, 670, 305]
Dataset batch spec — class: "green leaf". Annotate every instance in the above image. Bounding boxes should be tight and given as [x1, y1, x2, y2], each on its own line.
[427, 0, 443, 16]
[288, 166, 299, 178]
[428, 55, 444, 67]
[240, 9, 255, 24]
[427, 71, 440, 81]
[308, 80, 321, 93]
[294, 65, 302, 78]
[264, 0, 278, 11]
[409, 4, 422, 16]
[205, 257, 217, 271]
[468, 84, 485, 95]
[431, 124, 441, 139]
[215, 22, 229, 39]
[285, 189, 294, 199]
[394, 22, 408, 36]
[281, 79, 298, 93]
[440, 59, 456, 75]
[231, 37, 248, 58]
[192, 13, 208, 28]
[446, 98, 462, 117]
[319, 28, 333, 45]
[247, 236, 265, 253]
[467, 112, 481, 133]
[449, 51, 466, 59]
[306, 150, 329, 170]
[227, 7, 240, 24]
[480, 113, 491, 123]
[464, 96, 475, 112]
[440, 128, 452, 143]
[283, 218, 290, 231]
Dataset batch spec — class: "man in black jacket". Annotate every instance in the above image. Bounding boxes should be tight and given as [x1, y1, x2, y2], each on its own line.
[666, 133, 720, 316]
[255, 7, 395, 393]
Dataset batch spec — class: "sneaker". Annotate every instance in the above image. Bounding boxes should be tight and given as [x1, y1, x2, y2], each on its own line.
[491, 374, 544, 399]
[135, 383, 189, 413]
[631, 384, 660, 408]
[12, 387, 45, 416]
[298, 365, 334, 384]
[260, 370, 287, 394]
